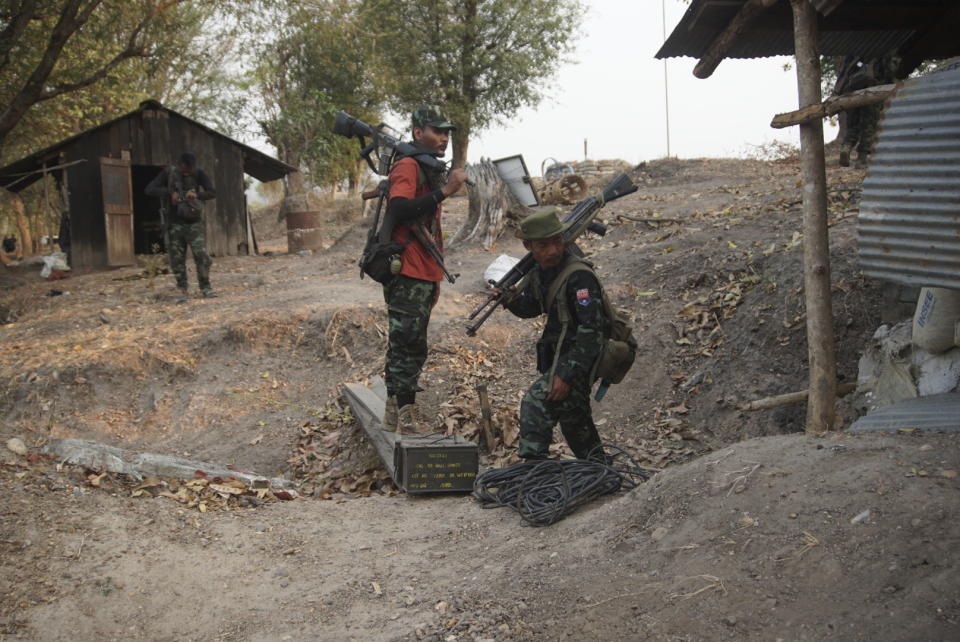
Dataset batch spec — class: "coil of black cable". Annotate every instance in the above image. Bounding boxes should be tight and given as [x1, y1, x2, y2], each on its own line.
[472, 445, 652, 526]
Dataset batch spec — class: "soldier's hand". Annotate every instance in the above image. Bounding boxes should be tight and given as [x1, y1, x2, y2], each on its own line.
[441, 168, 468, 197]
[547, 376, 571, 401]
[170, 191, 180, 204]
[489, 283, 517, 299]
[185, 190, 198, 200]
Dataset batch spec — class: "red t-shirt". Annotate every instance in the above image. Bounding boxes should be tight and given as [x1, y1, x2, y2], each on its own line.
[388, 157, 444, 282]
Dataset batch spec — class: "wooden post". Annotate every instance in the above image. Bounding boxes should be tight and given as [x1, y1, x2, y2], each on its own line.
[791, 0, 837, 432]
[694, 0, 780, 79]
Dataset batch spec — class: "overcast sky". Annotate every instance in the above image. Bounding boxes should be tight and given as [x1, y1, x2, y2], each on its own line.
[468, 0, 825, 170]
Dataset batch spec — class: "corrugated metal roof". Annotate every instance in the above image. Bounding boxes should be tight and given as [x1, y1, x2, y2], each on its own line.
[656, 0, 958, 62]
[658, 27, 914, 60]
[849, 392, 960, 432]
[858, 62, 960, 290]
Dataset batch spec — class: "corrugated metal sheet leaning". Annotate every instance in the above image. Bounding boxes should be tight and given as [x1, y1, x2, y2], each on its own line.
[858, 59, 960, 291]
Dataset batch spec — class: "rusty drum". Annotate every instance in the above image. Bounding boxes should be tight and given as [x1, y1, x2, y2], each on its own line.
[285, 208, 325, 252]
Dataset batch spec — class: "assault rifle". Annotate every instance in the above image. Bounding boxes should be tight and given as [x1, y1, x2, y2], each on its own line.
[465, 172, 638, 336]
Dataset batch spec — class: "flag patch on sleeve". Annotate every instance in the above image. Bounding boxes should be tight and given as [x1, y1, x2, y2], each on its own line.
[576, 288, 591, 306]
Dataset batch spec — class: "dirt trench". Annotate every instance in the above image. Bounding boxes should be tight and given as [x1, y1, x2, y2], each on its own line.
[3, 157, 958, 640]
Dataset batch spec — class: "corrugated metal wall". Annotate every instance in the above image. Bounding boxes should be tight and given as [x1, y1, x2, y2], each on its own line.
[858, 61, 960, 290]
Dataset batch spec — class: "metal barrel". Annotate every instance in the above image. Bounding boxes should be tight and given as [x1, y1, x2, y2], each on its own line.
[284, 193, 326, 253]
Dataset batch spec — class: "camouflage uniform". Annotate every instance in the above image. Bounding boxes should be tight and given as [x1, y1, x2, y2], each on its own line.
[505, 251, 609, 460]
[145, 159, 216, 294]
[835, 56, 895, 165]
[380, 105, 453, 409]
[383, 274, 437, 399]
[167, 220, 212, 291]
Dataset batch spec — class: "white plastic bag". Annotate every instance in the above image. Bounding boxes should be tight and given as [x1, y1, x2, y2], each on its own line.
[39, 252, 70, 278]
[483, 254, 520, 286]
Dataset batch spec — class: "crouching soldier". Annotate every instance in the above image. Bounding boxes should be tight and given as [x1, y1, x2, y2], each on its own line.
[498, 208, 610, 461]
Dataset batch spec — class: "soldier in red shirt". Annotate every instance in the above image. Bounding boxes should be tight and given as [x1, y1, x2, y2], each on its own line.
[382, 106, 467, 434]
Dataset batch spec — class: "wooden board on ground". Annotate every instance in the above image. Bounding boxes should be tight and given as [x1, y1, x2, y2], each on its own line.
[343, 376, 479, 494]
[343, 376, 397, 478]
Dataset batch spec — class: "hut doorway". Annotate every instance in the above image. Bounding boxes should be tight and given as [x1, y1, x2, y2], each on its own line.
[132, 165, 166, 255]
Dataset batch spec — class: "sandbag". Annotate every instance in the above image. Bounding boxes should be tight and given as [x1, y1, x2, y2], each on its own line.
[912, 287, 960, 354]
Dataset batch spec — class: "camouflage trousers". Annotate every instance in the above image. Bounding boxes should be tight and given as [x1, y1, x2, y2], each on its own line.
[167, 221, 212, 291]
[843, 104, 880, 156]
[383, 275, 437, 398]
[518, 372, 603, 460]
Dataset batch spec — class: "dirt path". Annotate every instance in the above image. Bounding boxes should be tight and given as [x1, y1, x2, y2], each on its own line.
[2, 157, 958, 640]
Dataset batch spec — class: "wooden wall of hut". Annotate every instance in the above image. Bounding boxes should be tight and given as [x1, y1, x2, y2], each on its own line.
[59, 107, 248, 269]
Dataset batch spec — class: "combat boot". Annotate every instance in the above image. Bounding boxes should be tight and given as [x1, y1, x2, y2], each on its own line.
[397, 403, 427, 435]
[382, 396, 398, 432]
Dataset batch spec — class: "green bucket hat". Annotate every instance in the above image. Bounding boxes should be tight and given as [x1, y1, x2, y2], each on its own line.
[515, 207, 570, 240]
[411, 105, 456, 130]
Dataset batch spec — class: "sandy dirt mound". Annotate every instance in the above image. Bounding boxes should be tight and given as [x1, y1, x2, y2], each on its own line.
[2, 430, 957, 640]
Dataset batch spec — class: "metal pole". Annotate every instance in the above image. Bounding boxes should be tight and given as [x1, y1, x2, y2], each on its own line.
[790, 0, 836, 432]
[662, 0, 672, 157]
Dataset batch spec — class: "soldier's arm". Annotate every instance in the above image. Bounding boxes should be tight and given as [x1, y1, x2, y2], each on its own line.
[387, 157, 444, 222]
[555, 270, 606, 384]
[195, 169, 216, 200]
[503, 287, 542, 319]
[144, 168, 170, 198]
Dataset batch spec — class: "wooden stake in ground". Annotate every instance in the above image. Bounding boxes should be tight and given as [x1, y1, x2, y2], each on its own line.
[791, 0, 837, 432]
[476, 383, 495, 452]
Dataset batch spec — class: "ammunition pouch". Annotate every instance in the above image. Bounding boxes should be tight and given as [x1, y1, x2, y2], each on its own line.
[593, 307, 637, 385]
[535, 340, 556, 374]
[175, 198, 203, 224]
[360, 240, 406, 285]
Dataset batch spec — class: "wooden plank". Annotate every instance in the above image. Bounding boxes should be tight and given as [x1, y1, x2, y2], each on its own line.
[770, 84, 896, 129]
[343, 376, 480, 492]
[343, 377, 397, 478]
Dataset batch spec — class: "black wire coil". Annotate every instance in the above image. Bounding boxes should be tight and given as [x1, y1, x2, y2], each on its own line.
[472, 445, 651, 527]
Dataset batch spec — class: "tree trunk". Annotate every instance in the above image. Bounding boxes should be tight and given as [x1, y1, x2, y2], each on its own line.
[452, 119, 470, 170]
[11, 191, 32, 258]
[791, 0, 837, 433]
[450, 158, 529, 249]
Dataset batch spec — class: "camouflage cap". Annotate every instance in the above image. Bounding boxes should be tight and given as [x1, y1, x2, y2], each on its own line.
[515, 207, 570, 240]
[411, 105, 456, 130]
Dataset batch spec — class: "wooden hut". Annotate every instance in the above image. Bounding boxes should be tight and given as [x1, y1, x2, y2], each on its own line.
[0, 100, 296, 269]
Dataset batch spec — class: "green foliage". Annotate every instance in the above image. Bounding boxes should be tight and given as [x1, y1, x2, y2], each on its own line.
[250, 0, 382, 189]
[360, 0, 585, 167]
[0, 0, 251, 163]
